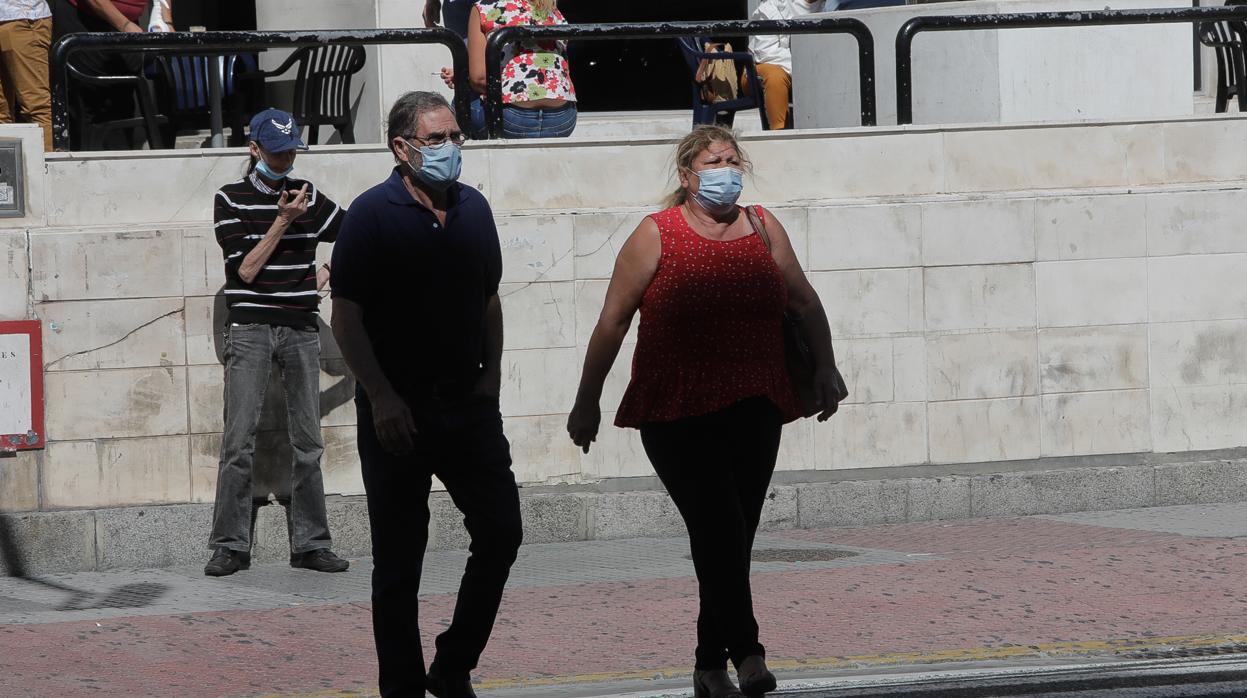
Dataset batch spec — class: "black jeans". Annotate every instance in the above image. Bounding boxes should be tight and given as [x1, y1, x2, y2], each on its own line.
[640, 396, 783, 671]
[357, 386, 522, 698]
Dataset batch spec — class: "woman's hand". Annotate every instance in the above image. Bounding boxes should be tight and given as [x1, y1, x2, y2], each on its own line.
[567, 401, 601, 454]
[440, 67, 455, 89]
[814, 365, 849, 422]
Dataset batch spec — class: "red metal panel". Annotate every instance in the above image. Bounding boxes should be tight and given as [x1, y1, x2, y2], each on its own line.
[0, 320, 44, 451]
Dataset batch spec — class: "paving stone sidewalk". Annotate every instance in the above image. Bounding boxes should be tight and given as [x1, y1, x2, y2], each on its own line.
[2, 502, 1247, 697]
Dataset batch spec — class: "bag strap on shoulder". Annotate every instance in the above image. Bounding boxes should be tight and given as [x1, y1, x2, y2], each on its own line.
[745, 205, 772, 251]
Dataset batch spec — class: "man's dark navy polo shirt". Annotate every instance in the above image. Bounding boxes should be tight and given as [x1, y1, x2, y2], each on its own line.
[331, 167, 502, 395]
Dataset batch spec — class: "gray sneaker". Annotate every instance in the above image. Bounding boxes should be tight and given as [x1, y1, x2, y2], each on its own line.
[290, 549, 349, 573]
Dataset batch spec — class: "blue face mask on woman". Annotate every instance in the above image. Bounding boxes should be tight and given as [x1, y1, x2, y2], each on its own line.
[255, 157, 292, 180]
[691, 166, 744, 213]
[405, 139, 462, 190]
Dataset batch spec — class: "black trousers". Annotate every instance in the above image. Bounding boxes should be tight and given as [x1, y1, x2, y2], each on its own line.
[639, 396, 783, 671]
[356, 387, 522, 698]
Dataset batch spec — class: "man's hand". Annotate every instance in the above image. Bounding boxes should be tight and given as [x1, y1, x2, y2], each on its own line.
[423, 0, 442, 27]
[276, 183, 309, 226]
[371, 388, 419, 455]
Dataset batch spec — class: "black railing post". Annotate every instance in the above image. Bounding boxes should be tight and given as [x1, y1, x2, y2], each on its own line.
[851, 22, 877, 126]
[895, 18, 922, 126]
[484, 29, 509, 139]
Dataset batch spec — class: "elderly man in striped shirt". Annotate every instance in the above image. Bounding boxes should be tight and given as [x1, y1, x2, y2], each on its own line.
[206, 108, 349, 577]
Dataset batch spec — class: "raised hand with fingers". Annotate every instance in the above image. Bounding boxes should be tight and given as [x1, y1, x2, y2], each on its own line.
[277, 183, 310, 226]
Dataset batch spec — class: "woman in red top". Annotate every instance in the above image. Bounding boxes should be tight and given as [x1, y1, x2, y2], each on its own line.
[568, 125, 847, 698]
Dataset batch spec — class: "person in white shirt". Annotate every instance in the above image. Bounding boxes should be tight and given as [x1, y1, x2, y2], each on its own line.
[0, 0, 52, 149]
[743, 0, 828, 130]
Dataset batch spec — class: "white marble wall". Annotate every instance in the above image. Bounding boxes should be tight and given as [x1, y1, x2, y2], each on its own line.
[5, 115, 1247, 511]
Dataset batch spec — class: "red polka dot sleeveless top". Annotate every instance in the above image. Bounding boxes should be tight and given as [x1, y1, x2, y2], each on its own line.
[614, 205, 802, 428]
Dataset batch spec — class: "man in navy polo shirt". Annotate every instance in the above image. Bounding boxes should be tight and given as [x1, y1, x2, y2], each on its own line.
[331, 92, 521, 698]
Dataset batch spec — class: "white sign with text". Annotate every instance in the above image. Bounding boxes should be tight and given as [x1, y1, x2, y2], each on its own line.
[0, 332, 32, 435]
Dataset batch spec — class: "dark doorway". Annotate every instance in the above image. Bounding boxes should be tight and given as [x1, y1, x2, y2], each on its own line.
[559, 0, 748, 112]
[172, 0, 257, 31]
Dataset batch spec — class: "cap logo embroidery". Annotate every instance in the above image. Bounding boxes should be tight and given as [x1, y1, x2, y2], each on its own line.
[270, 118, 294, 135]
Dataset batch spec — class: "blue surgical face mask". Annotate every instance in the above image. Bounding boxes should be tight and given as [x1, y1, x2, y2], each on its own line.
[405, 139, 462, 190]
[691, 166, 744, 213]
[255, 156, 292, 180]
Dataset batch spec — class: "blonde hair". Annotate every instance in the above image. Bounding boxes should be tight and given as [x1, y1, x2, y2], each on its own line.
[530, 0, 557, 17]
[663, 125, 752, 209]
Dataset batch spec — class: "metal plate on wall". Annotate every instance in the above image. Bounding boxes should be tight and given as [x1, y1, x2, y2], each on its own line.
[0, 139, 24, 218]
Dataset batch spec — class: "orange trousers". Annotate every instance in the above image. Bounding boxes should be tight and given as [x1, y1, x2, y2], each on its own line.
[0, 18, 52, 150]
[740, 62, 792, 130]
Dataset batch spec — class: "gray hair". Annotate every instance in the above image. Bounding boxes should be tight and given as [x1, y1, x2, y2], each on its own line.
[386, 91, 453, 156]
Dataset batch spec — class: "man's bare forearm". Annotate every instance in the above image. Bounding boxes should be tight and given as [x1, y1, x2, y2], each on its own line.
[237, 218, 289, 284]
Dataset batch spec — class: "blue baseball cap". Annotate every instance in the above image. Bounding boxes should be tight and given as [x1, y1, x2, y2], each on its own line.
[248, 108, 308, 152]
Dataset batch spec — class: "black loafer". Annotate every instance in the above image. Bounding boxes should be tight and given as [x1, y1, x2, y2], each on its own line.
[289, 549, 349, 573]
[427, 663, 477, 698]
[204, 548, 250, 577]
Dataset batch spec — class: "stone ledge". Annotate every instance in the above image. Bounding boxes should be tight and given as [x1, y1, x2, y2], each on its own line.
[2, 454, 1244, 574]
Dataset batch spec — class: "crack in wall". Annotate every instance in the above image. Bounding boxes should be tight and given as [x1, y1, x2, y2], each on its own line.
[43, 307, 185, 370]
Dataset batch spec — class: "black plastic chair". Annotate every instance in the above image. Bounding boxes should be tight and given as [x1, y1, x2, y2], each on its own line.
[153, 54, 260, 146]
[65, 62, 167, 150]
[244, 44, 366, 144]
[1200, 20, 1247, 113]
[677, 36, 768, 130]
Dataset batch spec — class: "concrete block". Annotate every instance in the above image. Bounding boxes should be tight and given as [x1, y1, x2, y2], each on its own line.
[892, 336, 927, 403]
[1162, 119, 1247, 185]
[496, 214, 574, 284]
[588, 490, 687, 540]
[1150, 254, 1247, 323]
[499, 281, 575, 350]
[505, 414, 582, 485]
[580, 414, 651, 480]
[325, 498, 373, 559]
[749, 131, 945, 201]
[760, 485, 800, 531]
[45, 366, 188, 441]
[1040, 390, 1151, 458]
[519, 492, 589, 544]
[921, 199, 1036, 267]
[819, 402, 928, 469]
[837, 337, 894, 404]
[926, 330, 1038, 401]
[969, 466, 1153, 517]
[1151, 384, 1247, 452]
[924, 264, 1035, 332]
[0, 230, 29, 320]
[29, 228, 183, 302]
[1036, 259, 1148, 328]
[321, 425, 363, 497]
[0, 510, 96, 575]
[572, 210, 641, 280]
[181, 226, 226, 298]
[500, 347, 577, 417]
[1145, 189, 1247, 257]
[1154, 459, 1247, 506]
[928, 397, 1041, 464]
[795, 480, 895, 528]
[811, 268, 924, 337]
[39, 297, 185, 372]
[46, 154, 235, 227]
[0, 451, 38, 512]
[906, 476, 972, 522]
[943, 123, 1165, 193]
[1039, 325, 1149, 393]
[1149, 319, 1247, 389]
[777, 418, 816, 472]
[184, 295, 225, 366]
[807, 204, 922, 271]
[189, 433, 221, 504]
[486, 141, 672, 211]
[95, 504, 212, 569]
[767, 206, 809, 271]
[1035, 194, 1147, 261]
[42, 436, 192, 509]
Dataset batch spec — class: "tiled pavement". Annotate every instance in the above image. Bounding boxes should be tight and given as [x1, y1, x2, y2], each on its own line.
[3, 502, 1247, 697]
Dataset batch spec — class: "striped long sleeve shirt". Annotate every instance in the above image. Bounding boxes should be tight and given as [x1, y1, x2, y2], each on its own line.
[214, 173, 345, 329]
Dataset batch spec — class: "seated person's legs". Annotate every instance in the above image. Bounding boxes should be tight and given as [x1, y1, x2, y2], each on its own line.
[741, 63, 793, 130]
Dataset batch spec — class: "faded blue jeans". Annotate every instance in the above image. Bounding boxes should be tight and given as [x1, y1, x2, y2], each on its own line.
[468, 98, 578, 139]
[209, 323, 333, 555]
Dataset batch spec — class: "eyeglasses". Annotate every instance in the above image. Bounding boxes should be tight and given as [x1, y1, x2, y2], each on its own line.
[406, 132, 466, 147]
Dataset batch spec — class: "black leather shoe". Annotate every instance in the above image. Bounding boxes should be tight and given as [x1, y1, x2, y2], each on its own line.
[289, 549, 349, 573]
[426, 663, 477, 698]
[693, 669, 743, 698]
[204, 548, 250, 577]
[737, 655, 777, 696]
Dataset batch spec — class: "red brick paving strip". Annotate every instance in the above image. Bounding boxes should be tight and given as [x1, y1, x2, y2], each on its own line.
[5, 518, 1247, 697]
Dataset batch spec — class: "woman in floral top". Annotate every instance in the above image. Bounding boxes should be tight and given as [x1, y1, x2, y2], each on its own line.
[442, 0, 578, 138]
